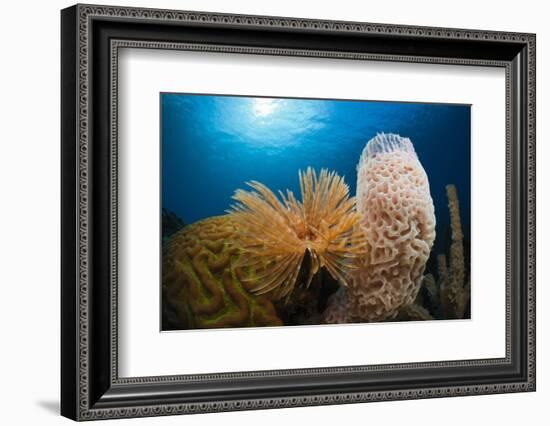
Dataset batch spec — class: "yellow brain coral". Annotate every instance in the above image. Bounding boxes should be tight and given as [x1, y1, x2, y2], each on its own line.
[324, 133, 436, 323]
[162, 216, 284, 329]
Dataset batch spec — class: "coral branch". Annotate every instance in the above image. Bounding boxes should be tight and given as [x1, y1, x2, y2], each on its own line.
[438, 184, 470, 319]
[437, 254, 448, 283]
[420, 273, 439, 308]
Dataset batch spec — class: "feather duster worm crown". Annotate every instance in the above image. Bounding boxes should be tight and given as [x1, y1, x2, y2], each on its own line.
[227, 168, 368, 301]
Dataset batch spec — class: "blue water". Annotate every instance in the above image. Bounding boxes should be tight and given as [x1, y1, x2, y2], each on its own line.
[161, 93, 471, 248]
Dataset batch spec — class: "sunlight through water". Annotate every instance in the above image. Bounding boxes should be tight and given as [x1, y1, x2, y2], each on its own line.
[253, 98, 279, 117]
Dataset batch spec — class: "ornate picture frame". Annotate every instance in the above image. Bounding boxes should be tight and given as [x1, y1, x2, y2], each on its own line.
[61, 3, 536, 421]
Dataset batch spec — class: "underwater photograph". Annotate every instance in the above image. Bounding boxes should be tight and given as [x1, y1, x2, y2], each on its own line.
[161, 93, 471, 331]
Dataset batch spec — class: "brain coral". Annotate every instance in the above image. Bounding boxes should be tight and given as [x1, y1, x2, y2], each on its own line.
[162, 216, 283, 329]
[324, 133, 436, 323]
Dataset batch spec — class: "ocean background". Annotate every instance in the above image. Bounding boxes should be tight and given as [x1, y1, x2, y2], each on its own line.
[161, 93, 471, 257]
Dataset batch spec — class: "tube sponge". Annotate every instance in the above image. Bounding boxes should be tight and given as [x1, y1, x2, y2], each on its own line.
[325, 133, 436, 322]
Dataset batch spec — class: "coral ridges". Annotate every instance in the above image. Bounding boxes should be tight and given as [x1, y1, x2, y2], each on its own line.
[162, 216, 282, 329]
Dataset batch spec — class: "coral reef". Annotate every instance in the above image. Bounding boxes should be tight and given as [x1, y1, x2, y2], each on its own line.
[396, 303, 433, 321]
[416, 273, 439, 314]
[163, 168, 367, 329]
[228, 168, 368, 301]
[435, 184, 470, 319]
[162, 137, 469, 328]
[438, 185, 470, 318]
[322, 287, 351, 324]
[323, 133, 436, 323]
[162, 216, 283, 329]
[397, 184, 470, 321]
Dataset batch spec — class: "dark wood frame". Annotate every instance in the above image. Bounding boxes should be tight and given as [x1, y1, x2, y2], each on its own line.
[61, 3, 536, 421]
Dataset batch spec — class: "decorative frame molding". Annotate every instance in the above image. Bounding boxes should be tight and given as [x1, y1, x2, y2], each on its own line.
[61, 3, 536, 421]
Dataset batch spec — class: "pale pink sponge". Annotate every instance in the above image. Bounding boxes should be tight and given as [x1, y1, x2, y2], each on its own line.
[323, 133, 436, 323]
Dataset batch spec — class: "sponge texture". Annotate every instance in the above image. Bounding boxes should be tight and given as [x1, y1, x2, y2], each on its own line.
[325, 133, 436, 322]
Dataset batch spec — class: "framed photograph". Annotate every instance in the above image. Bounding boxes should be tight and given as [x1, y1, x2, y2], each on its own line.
[61, 4, 536, 421]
